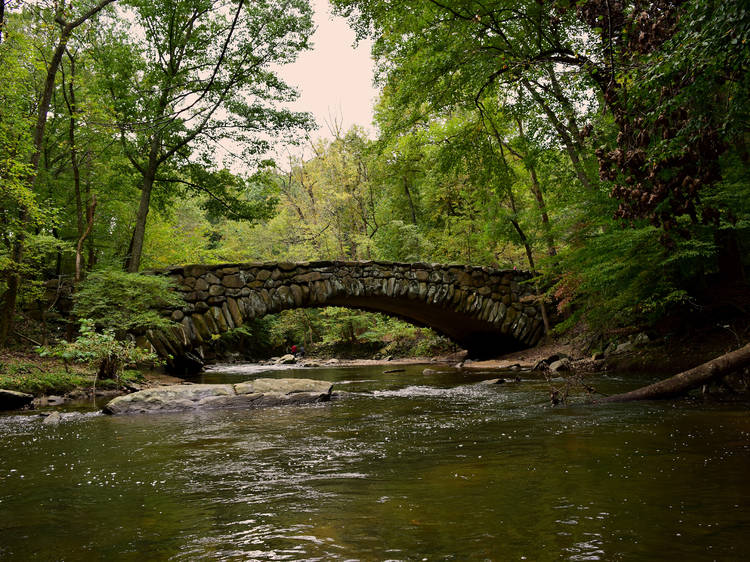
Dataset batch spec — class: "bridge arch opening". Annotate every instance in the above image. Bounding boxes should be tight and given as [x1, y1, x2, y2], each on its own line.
[202, 306, 460, 363]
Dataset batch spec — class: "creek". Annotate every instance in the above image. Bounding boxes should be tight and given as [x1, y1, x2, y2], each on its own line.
[1, 363, 749, 560]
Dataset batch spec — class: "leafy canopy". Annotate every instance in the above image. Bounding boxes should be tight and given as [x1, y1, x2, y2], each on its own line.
[72, 269, 185, 333]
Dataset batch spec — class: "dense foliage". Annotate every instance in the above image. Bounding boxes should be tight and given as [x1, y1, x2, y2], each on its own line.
[72, 269, 185, 334]
[38, 318, 156, 380]
[1, 0, 748, 356]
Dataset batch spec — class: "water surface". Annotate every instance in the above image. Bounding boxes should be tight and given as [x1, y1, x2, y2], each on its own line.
[2, 364, 749, 560]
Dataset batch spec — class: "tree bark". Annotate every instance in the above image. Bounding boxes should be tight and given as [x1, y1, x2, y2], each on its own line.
[0, 0, 6, 44]
[600, 344, 750, 403]
[403, 176, 418, 224]
[75, 195, 97, 283]
[125, 165, 157, 272]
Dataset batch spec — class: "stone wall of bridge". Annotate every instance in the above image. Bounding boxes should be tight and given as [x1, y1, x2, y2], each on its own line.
[149, 261, 544, 372]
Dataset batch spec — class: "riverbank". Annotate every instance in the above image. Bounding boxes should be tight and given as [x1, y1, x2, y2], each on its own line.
[3, 317, 749, 412]
[0, 351, 181, 410]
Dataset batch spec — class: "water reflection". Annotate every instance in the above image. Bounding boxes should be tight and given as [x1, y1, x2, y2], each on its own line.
[1, 364, 749, 560]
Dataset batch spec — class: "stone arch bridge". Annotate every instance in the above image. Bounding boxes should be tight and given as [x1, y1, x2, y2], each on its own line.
[150, 261, 545, 373]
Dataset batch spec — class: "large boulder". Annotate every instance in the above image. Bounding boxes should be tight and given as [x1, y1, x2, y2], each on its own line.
[0, 389, 34, 410]
[103, 378, 333, 415]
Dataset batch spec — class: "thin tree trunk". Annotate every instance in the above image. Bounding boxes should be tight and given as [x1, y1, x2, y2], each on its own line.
[528, 165, 556, 257]
[2, 34, 49, 344]
[75, 196, 97, 283]
[521, 79, 595, 192]
[52, 227, 62, 276]
[85, 153, 96, 270]
[30, 38, 69, 176]
[0, 0, 6, 44]
[512, 117, 557, 257]
[31, 0, 118, 175]
[0, 268, 20, 344]
[509, 216, 552, 338]
[62, 52, 84, 245]
[600, 344, 750, 403]
[504, 150, 551, 338]
[403, 176, 417, 224]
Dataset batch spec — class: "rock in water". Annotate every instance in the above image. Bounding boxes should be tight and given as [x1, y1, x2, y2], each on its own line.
[0, 389, 34, 410]
[275, 354, 297, 365]
[477, 378, 506, 385]
[234, 378, 331, 395]
[42, 411, 62, 425]
[103, 378, 333, 415]
[549, 358, 572, 372]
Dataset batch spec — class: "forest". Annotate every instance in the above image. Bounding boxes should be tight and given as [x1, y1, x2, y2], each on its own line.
[1, 0, 749, 363]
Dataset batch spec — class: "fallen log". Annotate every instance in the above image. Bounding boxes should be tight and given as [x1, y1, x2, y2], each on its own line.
[599, 343, 750, 403]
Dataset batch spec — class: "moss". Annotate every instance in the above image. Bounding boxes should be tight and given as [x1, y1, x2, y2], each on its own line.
[0, 356, 145, 396]
[0, 364, 93, 396]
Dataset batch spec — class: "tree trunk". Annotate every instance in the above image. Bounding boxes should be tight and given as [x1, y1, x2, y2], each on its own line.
[0, 24, 66, 345]
[513, 117, 557, 257]
[125, 170, 155, 272]
[600, 344, 750, 403]
[85, 154, 96, 271]
[63, 52, 85, 249]
[0, 267, 20, 345]
[403, 176, 417, 224]
[125, 135, 160, 272]
[506, 183, 551, 339]
[30, 36, 70, 176]
[528, 165, 556, 257]
[521, 79, 595, 192]
[75, 196, 97, 283]
[0, 0, 6, 44]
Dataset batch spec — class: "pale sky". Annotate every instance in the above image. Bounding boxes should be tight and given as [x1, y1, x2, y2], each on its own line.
[281, 0, 378, 141]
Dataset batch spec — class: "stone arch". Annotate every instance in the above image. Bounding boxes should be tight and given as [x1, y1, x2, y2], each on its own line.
[149, 261, 544, 373]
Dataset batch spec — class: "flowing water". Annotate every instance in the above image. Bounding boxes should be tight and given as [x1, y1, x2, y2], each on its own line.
[1, 364, 749, 560]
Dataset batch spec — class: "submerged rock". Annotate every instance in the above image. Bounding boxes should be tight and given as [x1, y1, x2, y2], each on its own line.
[42, 411, 62, 425]
[0, 389, 34, 410]
[477, 376, 521, 385]
[103, 378, 333, 415]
